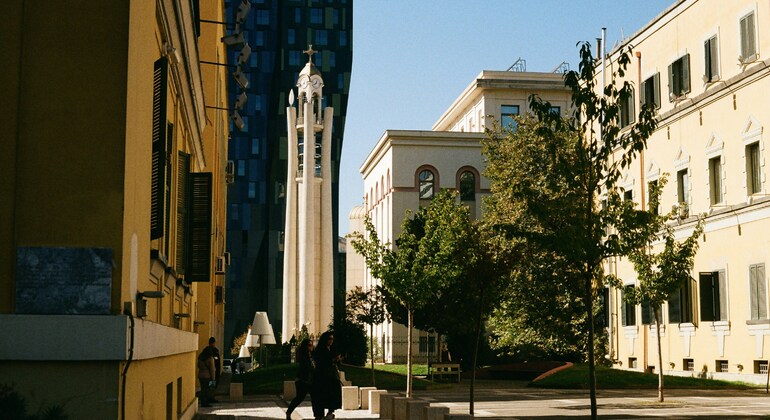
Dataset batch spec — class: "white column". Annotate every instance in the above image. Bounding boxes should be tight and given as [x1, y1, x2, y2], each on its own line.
[299, 95, 316, 333]
[282, 107, 299, 340]
[320, 107, 335, 329]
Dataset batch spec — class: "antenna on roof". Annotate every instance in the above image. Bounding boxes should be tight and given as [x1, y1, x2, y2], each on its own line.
[551, 62, 570, 74]
[507, 57, 526, 72]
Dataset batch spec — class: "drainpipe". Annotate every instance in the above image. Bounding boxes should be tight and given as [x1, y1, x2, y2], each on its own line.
[121, 310, 135, 420]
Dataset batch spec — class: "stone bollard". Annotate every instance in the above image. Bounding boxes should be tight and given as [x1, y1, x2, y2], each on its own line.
[369, 390, 388, 414]
[283, 380, 296, 401]
[425, 405, 449, 420]
[341, 386, 360, 410]
[444, 415, 472, 420]
[392, 397, 409, 419]
[406, 399, 428, 420]
[229, 382, 243, 400]
[379, 393, 396, 419]
[359, 387, 377, 410]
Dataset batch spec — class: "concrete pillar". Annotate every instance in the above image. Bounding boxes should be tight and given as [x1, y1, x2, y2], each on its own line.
[341, 386, 359, 410]
[379, 393, 395, 419]
[283, 381, 296, 401]
[369, 390, 388, 414]
[406, 400, 428, 420]
[425, 406, 449, 420]
[229, 383, 243, 400]
[392, 397, 409, 420]
[359, 387, 377, 410]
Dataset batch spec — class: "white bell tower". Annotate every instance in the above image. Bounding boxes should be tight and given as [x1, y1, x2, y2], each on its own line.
[282, 46, 335, 340]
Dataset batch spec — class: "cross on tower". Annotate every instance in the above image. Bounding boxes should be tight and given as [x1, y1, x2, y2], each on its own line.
[303, 45, 317, 63]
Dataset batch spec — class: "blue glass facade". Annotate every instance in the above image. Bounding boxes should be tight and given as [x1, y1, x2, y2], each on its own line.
[223, 0, 352, 353]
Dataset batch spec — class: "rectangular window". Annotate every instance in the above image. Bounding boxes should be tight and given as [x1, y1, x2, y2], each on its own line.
[641, 300, 655, 325]
[339, 31, 348, 46]
[740, 11, 757, 61]
[289, 50, 301, 66]
[550, 106, 561, 115]
[704, 35, 719, 82]
[310, 7, 323, 24]
[314, 29, 328, 46]
[747, 142, 761, 195]
[254, 31, 265, 47]
[699, 271, 727, 322]
[255, 9, 269, 25]
[641, 73, 661, 110]
[238, 160, 246, 177]
[331, 8, 340, 25]
[677, 169, 689, 204]
[668, 54, 691, 100]
[756, 360, 769, 375]
[750, 263, 767, 320]
[684, 358, 694, 371]
[716, 360, 729, 373]
[248, 182, 256, 198]
[619, 88, 635, 128]
[329, 51, 336, 67]
[621, 286, 636, 326]
[501, 105, 519, 128]
[629, 357, 638, 369]
[668, 277, 694, 324]
[251, 138, 260, 155]
[294, 8, 302, 23]
[709, 156, 722, 205]
[623, 189, 633, 202]
[288, 28, 295, 44]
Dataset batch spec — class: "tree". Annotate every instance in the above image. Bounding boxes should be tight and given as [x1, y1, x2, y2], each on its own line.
[346, 285, 389, 385]
[330, 310, 368, 366]
[349, 189, 472, 397]
[482, 42, 657, 419]
[612, 176, 704, 402]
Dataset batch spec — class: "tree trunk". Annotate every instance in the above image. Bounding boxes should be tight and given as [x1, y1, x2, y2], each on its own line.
[370, 323, 376, 386]
[470, 287, 485, 417]
[585, 271, 597, 419]
[407, 307, 414, 398]
[655, 307, 664, 402]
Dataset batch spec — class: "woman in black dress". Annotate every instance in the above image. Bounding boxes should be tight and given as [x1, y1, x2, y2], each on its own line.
[311, 331, 342, 420]
[286, 338, 314, 419]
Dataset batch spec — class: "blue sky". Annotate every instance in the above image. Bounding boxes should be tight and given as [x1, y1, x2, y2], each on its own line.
[338, 0, 675, 233]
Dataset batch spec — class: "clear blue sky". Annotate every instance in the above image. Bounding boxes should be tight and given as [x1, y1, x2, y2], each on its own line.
[338, 0, 675, 233]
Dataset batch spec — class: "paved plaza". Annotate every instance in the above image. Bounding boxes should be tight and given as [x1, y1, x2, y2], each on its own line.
[196, 380, 770, 419]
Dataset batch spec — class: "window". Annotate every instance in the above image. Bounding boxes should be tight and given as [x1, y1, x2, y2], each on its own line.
[677, 169, 689, 204]
[641, 300, 657, 325]
[254, 31, 265, 47]
[621, 286, 636, 326]
[629, 357, 638, 369]
[740, 11, 757, 61]
[709, 156, 723, 205]
[288, 29, 295, 44]
[459, 171, 475, 201]
[684, 358, 694, 371]
[255, 9, 269, 25]
[331, 9, 339, 25]
[550, 106, 561, 115]
[699, 271, 727, 322]
[248, 182, 256, 198]
[668, 54, 691, 100]
[756, 360, 769, 375]
[749, 263, 767, 320]
[314, 29, 328, 46]
[746, 142, 761, 195]
[641, 73, 661, 110]
[418, 170, 435, 200]
[716, 360, 729, 373]
[704, 36, 719, 82]
[251, 138, 260, 155]
[310, 7, 323, 24]
[619, 88, 635, 128]
[329, 51, 336, 67]
[289, 51, 301, 66]
[623, 189, 633, 202]
[668, 277, 695, 323]
[339, 31, 348, 46]
[501, 105, 519, 128]
[294, 7, 302, 23]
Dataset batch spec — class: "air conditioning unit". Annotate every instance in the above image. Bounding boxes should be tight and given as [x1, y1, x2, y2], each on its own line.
[223, 251, 231, 266]
[226, 161, 235, 184]
[215, 256, 226, 274]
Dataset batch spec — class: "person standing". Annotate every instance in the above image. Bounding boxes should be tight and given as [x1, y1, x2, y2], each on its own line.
[286, 338, 315, 419]
[197, 337, 217, 407]
[311, 331, 342, 420]
[211, 343, 222, 403]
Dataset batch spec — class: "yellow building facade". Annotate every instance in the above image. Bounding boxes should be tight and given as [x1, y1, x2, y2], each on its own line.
[1, 1, 229, 418]
[605, 0, 770, 384]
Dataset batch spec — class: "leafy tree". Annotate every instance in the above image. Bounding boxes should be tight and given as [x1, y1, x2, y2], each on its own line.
[330, 311, 368, 366]
[611, 176, 704, 402]
[346, 285, 389, 384]
[482, 42, 657, 419]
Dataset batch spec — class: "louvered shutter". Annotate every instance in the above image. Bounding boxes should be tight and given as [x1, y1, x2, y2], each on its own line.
[176, 152, 190, 273]
[754, 264, 768, 319]
[750, 264, 759, 319]
[151, 57, 169, 239]
[186, 173, 213, 282]
[667, 63, 674, 101]
[681, 54, 690, 94]
[640, 77, 647, 109]
[653, 73, 661, 109]
[717, 270, 727, 321]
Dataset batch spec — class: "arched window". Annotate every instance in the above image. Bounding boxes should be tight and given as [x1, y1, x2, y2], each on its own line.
[459, 171, 476, 201]
[418, 170, 435, 200]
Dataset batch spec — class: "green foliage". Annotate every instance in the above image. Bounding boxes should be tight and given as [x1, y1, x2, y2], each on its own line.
[330, 312, 368, 366]
[0, 384, 68, 420]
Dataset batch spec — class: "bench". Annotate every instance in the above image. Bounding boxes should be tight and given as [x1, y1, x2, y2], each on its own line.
[428, 363, 461, 382]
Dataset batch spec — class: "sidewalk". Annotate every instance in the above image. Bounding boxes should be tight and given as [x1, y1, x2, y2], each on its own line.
[195, 380, 770, 419]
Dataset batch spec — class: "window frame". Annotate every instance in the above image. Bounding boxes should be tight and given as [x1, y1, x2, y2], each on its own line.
[699, 270, 728, 322]
[500, 104, 520, 128]
[621, 285, 637, 327]
[746, 141, 761, 195]
[619, 87, 635, 128]
[708, 156, 723, 205]
[641, 73, 661, 110]
[418, 169, 436, 200]
[668, 54, 691, 101]
[704, 35, 720, 82]
[740, 11, 758, 62]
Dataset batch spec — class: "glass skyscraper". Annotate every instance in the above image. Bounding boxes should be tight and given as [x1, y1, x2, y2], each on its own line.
[223, 0, 352, 352]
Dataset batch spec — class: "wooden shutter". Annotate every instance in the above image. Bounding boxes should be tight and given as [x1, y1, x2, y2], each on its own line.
[667, 63, 674, 101]
[176, 152, 190, 273]
[699, 272, 719, 322]
[752, 264, 768, 319]
[151, 57, 169, 239]
[681, 54, 690, 94]
[717, 270, 727, 321]
[653, 73, 661, 109]
[640, 77, 647, 109]
[186, 173, 213, 282]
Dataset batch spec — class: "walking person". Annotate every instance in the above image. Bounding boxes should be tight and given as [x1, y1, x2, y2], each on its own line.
[286, 338, 315, 419]
[311, 331, 342, 420]
[197, 337, 217, 407]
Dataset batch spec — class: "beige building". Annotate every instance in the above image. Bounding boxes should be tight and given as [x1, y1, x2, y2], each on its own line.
[603, 0, 770, 384]
[0, 1, 229, 418]
[349, 70, 571, 362]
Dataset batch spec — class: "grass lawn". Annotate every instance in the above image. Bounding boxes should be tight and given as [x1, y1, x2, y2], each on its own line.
[530, 364, 757, 389]
[231, 363, 451, 394]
